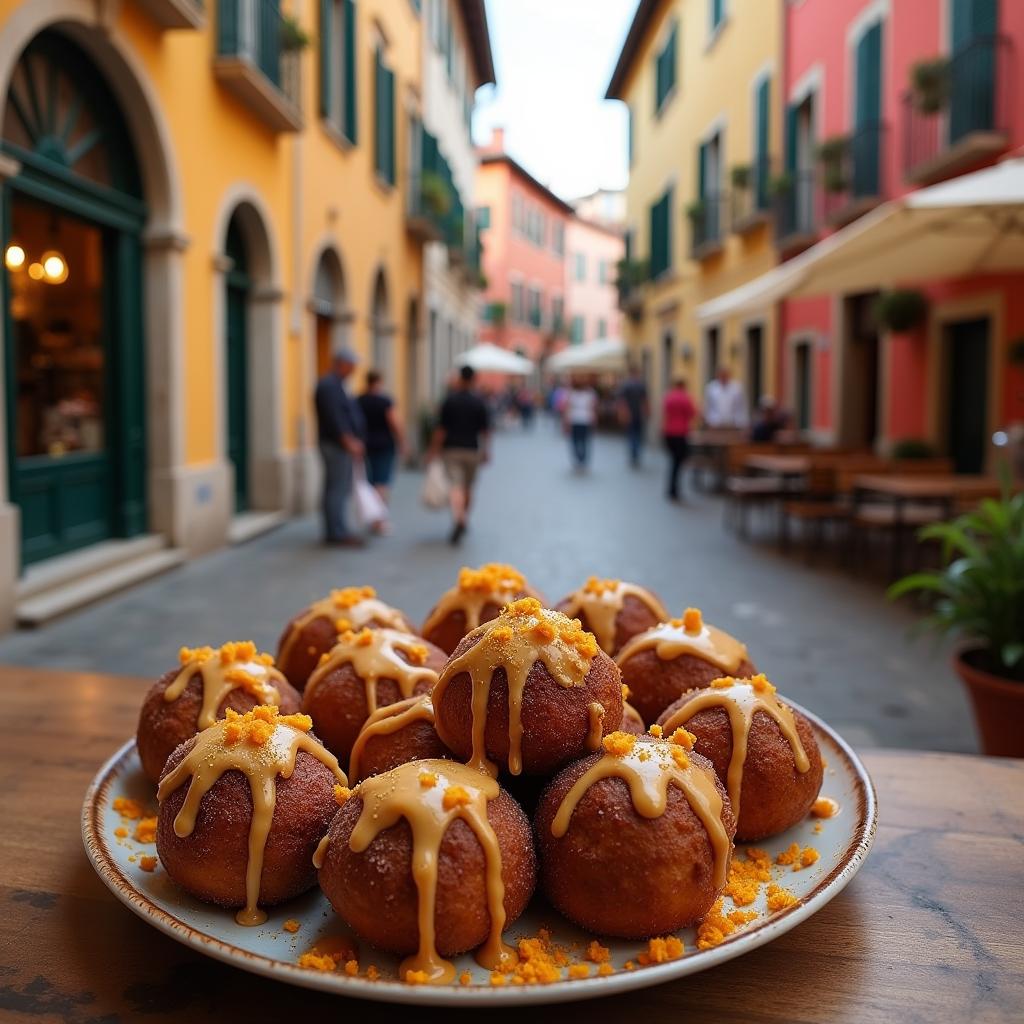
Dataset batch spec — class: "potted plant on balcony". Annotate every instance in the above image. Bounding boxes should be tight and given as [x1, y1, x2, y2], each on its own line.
[874, 289, 929, 332]
[768, 172, 794, 199]
[280, 14, 310, 52]
[817, 136, 850, 193]
[910, 58, 950, 114]
[420, 171, 451, 218]
[730, 164, 752, 190]
[615, 259, 649, 320]
[888, 482, 1024, 755]
[686, 199, 707, 225]
[486, 301, 507, 327]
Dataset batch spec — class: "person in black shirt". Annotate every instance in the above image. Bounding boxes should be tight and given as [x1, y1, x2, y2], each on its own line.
[357, 370, 405, 533]
[427, 364, 491, 545]
[617, 366, 649, 468]
[314, 348, 365, 547]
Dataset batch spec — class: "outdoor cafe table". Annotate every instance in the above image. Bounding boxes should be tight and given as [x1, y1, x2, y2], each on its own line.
[851, 474, 1003, 577]
[3, 665, 1022, 1023]
[742, 453, 812, 479]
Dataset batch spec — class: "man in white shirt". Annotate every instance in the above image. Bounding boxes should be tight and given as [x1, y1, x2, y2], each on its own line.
[703, 366, 748, 429]
[562, 376, 598, 470]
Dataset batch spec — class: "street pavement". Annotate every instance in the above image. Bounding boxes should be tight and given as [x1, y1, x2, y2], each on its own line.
[0, 421, 974, 752]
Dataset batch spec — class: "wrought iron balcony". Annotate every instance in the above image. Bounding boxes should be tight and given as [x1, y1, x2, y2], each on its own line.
[689, 193, 727, 258]
[820, 121, 886, 227]
[615, 259, 650, 319]
[214, 0, 303, 133]
[903, 34, 1012, 184]
[773, 169, 818, 253]
[730, 154, 773, 234]
[137, 0, 205, 28]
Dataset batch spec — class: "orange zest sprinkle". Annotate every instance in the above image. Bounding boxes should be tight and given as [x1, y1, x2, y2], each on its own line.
[366, 965, 380, 981]
[333, 785, 352, 806]
[458, 563, 526, 595]
[567, 964, 590, 979]
[489, 972, 507, 987]
[343, 960, 359, 977]
[418, 770, 438, 789]
[670, 727, 696, 749]
[331, 586, 377, 610]
[748, 672, 776, 694]
[696, 898, 757, 950]
[797, 847, 820, 870]
[766, 883, 798, 912]
[222, 705, 312, 747]
[682, 607, 703, 633]
[459, 970, 473, 986]
[776, 842, 801, 866]
[139, 855, 158, 872]
[283, 919, 301, 933]
[669, 745, 690, 770]
[298, 952, 338, 972]
[648, 724, 663, 738]
[405, 644, 430, 666]
[597, 963, 615, 976]
[134, 817, 157, 844]
[637, 935, 685, 965]
[586, 940, 611, 963]
[811, 797, 839, 818]
[112, 797, 145, 820]
[333, 618, 352, 634]
[442, 785, 472, 810]
[114, 826, 128, 838]
[711, 675, 735, 689]
[602, 731, 636, 757]
[724, 847, 772, 906]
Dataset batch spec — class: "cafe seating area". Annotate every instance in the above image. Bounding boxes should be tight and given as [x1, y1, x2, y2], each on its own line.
[693, 432, 1009, 579]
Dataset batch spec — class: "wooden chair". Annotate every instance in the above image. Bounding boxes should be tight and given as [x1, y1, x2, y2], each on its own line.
[723, 443, 798, 539]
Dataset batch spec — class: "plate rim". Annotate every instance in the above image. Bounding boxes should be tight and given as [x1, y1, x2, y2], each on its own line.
[81, 700, 878, 1007]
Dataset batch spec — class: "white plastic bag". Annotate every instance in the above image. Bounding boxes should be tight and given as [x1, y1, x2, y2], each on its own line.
[421, 458, 450, 510]
[353, 461, 389, 528]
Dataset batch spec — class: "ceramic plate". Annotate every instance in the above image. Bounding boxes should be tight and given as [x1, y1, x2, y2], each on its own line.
[82, 702, 876, 1006]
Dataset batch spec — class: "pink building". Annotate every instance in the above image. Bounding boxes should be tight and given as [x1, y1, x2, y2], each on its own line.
[778, 0, 1024, 471]
[565, 213, 624, 346]
[475, 129, 573, 362]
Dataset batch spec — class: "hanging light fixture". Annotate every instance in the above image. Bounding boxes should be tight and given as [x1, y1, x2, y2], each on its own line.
[41, 249, 69, 284]
[28, 262, 44, 281]
[4, 242, 25, 271]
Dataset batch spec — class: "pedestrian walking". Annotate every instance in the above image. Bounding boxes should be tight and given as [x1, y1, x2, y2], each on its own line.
[663, 377, 697, 502]
[314, 348, 366, 547]
[563, 374, 598, 471]
[357, 369, 405, 534]
[617, 365, 649, 468]
[427, 365, 491, 545]
[703, 365, 748, 428]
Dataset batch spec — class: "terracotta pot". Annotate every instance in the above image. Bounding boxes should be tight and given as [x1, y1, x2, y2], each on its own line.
[954, 649, 1024, 757]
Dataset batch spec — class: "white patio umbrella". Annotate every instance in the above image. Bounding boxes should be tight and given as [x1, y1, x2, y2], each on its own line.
[456, 343, 534, 375]
[696, 156, 1024, 321]
[547, 337, 629, 374]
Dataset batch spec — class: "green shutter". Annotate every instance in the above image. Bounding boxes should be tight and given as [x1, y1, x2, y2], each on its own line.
[320, 0, 332, 119]
[665, 23, 676, 95]
[654, 22, 677, 112]
[343, 0, 358, 142]
[854, 22, 882, 196]
[698, 141, 707, 200]
[711, 0, 724, 31]
[784, 102, 798, 171]
[755, 77, 770, 208]
[627, 104, 633, 165]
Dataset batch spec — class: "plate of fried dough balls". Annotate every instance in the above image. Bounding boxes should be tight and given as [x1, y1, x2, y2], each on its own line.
[82, 566, 876, 1006]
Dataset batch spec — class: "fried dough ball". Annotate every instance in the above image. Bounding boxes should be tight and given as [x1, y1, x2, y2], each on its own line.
[555, 580, 668, 656]
[657, 689, 823, 841]
[156, 734, 337, 910]
[318, 764, 536, 961]
[350, 697, 452, 782]
[620, 701, 647, 736]
[301, 634, 447, 766]
[433, 603, 623, 776]
[534, 741, 736, 938]
[276, 590, 414, 692]
[137, 665, 300, 784]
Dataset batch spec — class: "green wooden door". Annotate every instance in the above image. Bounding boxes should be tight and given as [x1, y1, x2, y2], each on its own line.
[950, 0, 998, 142]
[2, 31, 147, 565]
[225, 218, 250, 513]
[854, 22, 882, 197]
[947, 318, 990, 474]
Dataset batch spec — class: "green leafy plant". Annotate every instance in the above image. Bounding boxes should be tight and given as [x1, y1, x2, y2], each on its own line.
[890, 438, 936, 460]
[768, 172, 794, 198]
[874, 289, 929, 332]
[911, 58, 950, 114]
[280, 14, 311, 51]
[486, 300, 507, 326]
[420, 171, 452, 217]
[817, 135, 851, 165]
[823, 166, 848, 193]
[730, 164, 752, 190]
[686, 200, 706, 223]
[888, 481, 1024, 681]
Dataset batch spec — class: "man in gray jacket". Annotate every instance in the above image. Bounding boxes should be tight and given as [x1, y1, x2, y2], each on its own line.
[314, 348, 366, 547]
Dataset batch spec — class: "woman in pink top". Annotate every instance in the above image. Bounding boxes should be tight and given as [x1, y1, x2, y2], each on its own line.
[662, 378, 697, 501]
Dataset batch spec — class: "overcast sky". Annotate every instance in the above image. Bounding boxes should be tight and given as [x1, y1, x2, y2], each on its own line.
[472, 0, 636, 202]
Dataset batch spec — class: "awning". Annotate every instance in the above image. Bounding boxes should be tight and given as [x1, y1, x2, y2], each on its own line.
[546, 337, 629, 373]
[696, 156, 1024, 322]
[456, 343, 534, 375]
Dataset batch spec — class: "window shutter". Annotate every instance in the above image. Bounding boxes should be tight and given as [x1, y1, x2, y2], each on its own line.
[698, 140, 707, 200]
[664, 186, 673, 273]
[784, 102, 798, 172]
[320, 0, 333, 119]
[666, 22, 677, 93]
[627, 104, 633, 165]
[343, 0, 358, 142]
[755, 77, 770, 208]
[374, 48, 384, 176]
[385, 64, 396, 183]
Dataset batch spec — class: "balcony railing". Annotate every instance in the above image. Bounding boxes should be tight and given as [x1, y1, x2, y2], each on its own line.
[215, 0, 302, 132]
[689, 193, 727, 257]
[903, 34, 1012, 184]
[616, 259, 650, 319]
[773, 169, 818, 250]
[820, 121, 886, 226]
[730, 154, 773, 233]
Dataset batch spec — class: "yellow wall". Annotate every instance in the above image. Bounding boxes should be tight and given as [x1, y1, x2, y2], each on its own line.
[7, 0, 425, 470]
[618, 0, 782, 411]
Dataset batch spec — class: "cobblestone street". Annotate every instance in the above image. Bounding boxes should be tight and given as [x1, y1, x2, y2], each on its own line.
[0, 424, 974, 752]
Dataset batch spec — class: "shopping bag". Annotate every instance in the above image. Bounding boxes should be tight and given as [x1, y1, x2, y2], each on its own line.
[421, 458, 450, 510]
[353, 462, 389, 528]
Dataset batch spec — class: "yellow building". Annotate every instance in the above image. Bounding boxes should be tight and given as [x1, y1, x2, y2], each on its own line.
[0, 0, 491, 629]
[607, 0, 782, 419]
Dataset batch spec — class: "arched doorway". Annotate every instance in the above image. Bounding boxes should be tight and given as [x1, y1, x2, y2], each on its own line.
[370, 269, 392, 385]
[2, 29, 146, 564]
[216, 196, 280, 517]
[311, 246, 347, 379]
